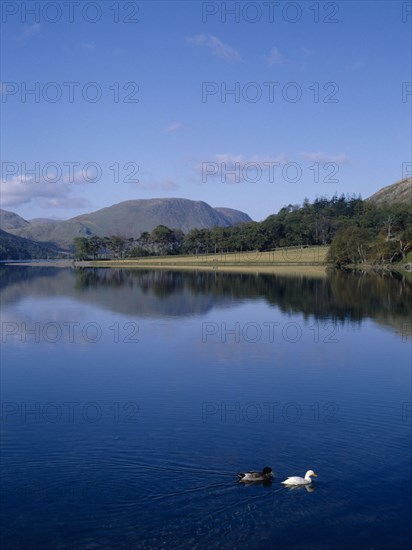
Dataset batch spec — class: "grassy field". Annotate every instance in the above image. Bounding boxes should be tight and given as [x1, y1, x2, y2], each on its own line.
[84, 246, 330, 277]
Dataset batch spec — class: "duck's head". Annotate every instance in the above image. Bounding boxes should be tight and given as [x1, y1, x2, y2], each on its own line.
[262, 467, 273, 476]
[306, 470, 317, 478]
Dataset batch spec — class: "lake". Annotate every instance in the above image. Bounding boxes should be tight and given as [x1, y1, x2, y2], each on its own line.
[1, 265, 411, 549]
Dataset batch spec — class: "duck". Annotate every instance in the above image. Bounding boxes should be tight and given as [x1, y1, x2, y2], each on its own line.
[281, 470, 317, 486]
[237, 467, 274, 482]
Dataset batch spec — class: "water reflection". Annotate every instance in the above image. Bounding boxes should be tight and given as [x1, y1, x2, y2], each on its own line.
[284, 484, 317, 493]
[239, 480, 274, 488]
[0, 266, 410, 335]
[1, 264, 410, 550]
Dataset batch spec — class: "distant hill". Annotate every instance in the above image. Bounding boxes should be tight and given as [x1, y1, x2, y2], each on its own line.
[0, 228, 62, 260]
[214, 207, 252, 224]
[29, 217, 62, 225]
[0, 209, 30, 230]
[7, 199, 252, 249]
[367, 177, 412, 205]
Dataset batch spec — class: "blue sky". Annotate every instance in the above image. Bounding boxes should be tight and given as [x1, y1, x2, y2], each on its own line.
[1, 0, 411, 221]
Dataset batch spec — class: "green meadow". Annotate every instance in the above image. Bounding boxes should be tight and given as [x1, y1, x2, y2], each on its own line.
[85, 246, 329, 276]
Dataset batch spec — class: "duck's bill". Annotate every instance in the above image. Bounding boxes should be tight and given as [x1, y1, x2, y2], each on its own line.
[312, 473, 318, 477]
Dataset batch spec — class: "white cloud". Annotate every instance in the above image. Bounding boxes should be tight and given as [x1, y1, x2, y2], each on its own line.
[214, 153, 288, 165]
[186, 34, 243, 63]
[165, 121, 182, 133]
[187, 34, 207, 46]
[267, 47, 283, 66]
[24, 22, 40, 37]
[61, 169, 97, 184]
[299, 152, 351, 164]
[0, 174, 92, 209]
[17, 23, 41, 40]
[197, 153, 289, 183]
[38, 197, 91, 209]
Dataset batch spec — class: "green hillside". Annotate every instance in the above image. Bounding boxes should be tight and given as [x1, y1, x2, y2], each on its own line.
[0, 228, 62, 260]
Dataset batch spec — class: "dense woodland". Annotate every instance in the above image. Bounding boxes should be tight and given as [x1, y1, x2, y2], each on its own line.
[73, 195, 412, 266]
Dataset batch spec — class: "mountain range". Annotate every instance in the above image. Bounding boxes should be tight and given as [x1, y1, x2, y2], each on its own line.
[0, 198, 252, 254]
[0, 179, 410, 259]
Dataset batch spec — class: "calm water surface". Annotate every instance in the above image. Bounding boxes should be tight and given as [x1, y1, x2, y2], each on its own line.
[1, 266, 411, 549]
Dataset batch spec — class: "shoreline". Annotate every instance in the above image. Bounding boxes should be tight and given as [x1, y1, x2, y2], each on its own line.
[3, 245, 409, 279]
[80, 261, 329, 277]
[2, 259, 74, 268]
[3, 259, 328, 277]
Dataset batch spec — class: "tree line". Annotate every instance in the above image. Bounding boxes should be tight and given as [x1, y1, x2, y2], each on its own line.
[73, 194, 412, 265]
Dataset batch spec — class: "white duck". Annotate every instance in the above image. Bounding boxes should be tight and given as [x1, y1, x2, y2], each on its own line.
[281, 470, 317, 486]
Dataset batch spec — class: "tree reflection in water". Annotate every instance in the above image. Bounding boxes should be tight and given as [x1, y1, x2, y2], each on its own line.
[0, 265, 410, 335]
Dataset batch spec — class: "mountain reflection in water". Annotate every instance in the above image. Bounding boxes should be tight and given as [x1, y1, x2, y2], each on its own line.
[1, 264, 411, 550]
[0, 266, 410, 336]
